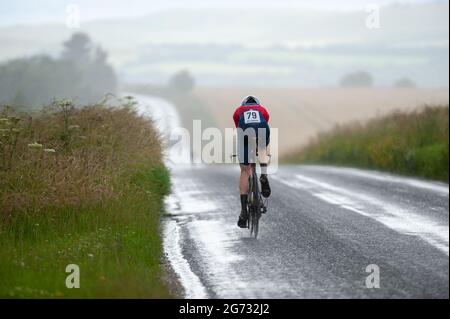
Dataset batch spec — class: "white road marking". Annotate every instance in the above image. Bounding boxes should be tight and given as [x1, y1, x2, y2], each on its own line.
[274, 174, 449, 255]
[304, 166, 449, 196]
[162, 220, 208, 298]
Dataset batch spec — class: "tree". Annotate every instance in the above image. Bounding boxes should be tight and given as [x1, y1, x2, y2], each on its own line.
[62, 32, 92, 63]
[83, 46, 118, 102]
[60, 34, 117, 104]
[0, 34, 117, 110]
[340, 71, 374, 88]
[94, 46, 108, 64]
[394, 77, 417, 89]
[168, 70, 195, 94]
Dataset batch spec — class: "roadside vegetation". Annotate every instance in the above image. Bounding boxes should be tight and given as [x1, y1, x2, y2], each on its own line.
[286, 105, 449, 182]
[0, 98, 171, 298]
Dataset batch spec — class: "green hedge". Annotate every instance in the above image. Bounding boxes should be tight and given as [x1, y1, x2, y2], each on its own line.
[287, 105, 449, 182]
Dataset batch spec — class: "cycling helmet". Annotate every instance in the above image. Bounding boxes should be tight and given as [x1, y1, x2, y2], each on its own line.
[241, 95, 260, 106]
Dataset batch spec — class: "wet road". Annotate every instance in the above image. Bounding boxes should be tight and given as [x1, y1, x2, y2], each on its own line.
[163, 164, 449, 299]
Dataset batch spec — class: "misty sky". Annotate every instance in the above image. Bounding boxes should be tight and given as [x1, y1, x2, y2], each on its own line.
[0, 0, 441, 27]
[0, 0, 448, 87]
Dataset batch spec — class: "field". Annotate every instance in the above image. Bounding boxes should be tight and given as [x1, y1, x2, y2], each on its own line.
[287, 106, 449, 181]
[0, 99, 172, 298]
[194, 88, 449, 157]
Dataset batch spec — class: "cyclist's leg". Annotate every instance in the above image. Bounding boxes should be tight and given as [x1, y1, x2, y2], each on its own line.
[237, 133, 252, 227]
[258, 126, 271, 198]
[258, 146, 269, 171]
[239, 164, 252, 195]
[238, 164, 252, 228]
[256, 124, 270, 165]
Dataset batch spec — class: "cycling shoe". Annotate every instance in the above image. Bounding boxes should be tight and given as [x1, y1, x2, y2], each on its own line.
[260, 175, 271, 198]
[237, 210, 248, 228]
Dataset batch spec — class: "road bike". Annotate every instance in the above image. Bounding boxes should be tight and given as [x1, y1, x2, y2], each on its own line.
[247, 161, 268, 238]
[233, 153, 270, 239]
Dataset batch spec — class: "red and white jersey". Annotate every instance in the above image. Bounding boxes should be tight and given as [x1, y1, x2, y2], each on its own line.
[233, 104, 270, 128]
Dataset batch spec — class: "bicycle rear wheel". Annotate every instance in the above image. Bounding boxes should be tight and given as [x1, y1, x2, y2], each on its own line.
[250, 169, 261, 239]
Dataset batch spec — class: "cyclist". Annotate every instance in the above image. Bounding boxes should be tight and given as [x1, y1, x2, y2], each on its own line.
[233, 95, 271, 228]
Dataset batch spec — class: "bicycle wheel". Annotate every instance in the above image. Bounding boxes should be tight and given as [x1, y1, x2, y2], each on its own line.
[251, 170, 261, 239]
[247, 174, 254, 233]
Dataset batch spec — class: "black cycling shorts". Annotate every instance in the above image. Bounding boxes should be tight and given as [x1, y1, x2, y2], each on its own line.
[237, 125, 270, 166]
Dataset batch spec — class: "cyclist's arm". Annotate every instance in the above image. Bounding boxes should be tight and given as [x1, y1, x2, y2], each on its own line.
[259, 105, 270, 123]
[233, 107, 241, 127]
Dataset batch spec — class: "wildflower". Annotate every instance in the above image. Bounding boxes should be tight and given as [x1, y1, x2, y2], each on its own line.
[28, 142, 43, 149]
[58, 99, 73, 107]
[88, 253, 94, 258]
[44, 148, 56, 153]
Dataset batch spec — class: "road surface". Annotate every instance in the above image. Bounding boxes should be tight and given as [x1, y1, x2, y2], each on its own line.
[130, 93, 449, 299]
[164, 165, 448, 299]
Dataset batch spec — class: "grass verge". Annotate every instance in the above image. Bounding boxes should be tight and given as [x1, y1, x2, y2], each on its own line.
[0, 99, 172, 298]
[286, 105, 449, 182]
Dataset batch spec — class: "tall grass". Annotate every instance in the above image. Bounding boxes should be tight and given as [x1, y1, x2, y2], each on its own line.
[287, 105, 449, 182]
[0, 98, 172, 298]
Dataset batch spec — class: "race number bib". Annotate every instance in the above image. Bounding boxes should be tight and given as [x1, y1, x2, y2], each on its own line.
[243, 110, 261, 124]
